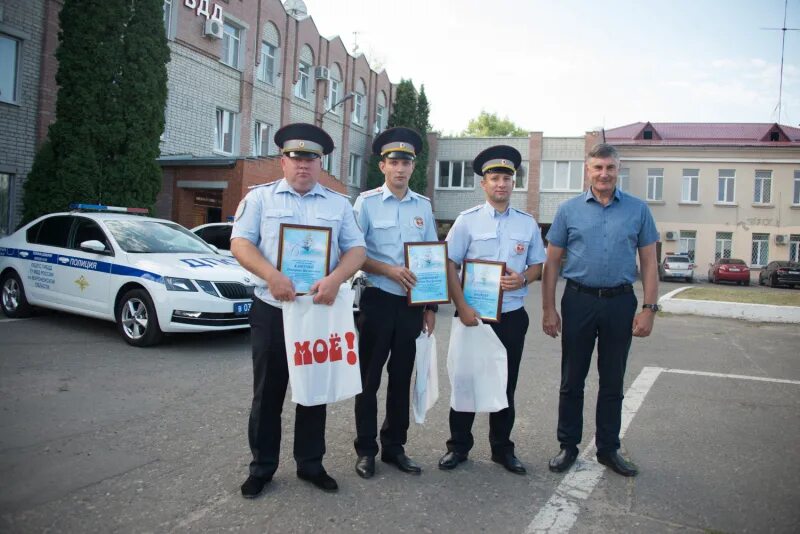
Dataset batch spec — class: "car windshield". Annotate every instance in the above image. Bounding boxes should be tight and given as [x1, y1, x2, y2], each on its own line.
[721, 259, 746, 265]
[104, 220, 215, 253]
[666, 256, 690, 263]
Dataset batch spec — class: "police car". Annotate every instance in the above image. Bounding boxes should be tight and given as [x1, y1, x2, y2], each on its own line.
[0, 204, 255, 347]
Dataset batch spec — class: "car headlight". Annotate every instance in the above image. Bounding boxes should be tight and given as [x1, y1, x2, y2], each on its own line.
[195, 279, 219, 297]
[164, 277, 197, 292]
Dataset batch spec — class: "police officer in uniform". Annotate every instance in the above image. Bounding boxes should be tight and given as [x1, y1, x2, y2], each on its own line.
[231, 123, 366, 497]
[351, 127, 437, 478]
[438, 145, 546, 475]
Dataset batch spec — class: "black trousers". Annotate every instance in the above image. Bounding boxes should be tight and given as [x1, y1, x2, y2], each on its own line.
[247, 298, 326, 478]
[354, 287, 424, 457]
[447, 307, 529, 456]
[557, 283, 638, 454]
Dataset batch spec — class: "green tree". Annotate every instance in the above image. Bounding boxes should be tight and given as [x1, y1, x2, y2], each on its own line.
[461, 110, 528, 137]
[410, 84, 430, 195]
[23, 0, 169, 222]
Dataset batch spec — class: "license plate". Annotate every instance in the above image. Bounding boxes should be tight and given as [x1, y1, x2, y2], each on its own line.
[789, 271, 800, 275]
[729, 268, 740, 272]
[234, 301, 252, 315]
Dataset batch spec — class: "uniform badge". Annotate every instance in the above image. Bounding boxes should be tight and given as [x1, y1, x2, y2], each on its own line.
[413, 216, 424, 229]
[234, 199, 247, 221]
[515, 242, 525, 255]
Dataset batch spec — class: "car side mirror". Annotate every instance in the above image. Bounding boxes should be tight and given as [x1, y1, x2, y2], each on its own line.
[80, 239, 109, 254]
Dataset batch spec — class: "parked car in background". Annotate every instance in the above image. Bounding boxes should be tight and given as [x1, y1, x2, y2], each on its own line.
[708, 258, 750, 285]
[659, 253, 695, 282]
[758, 261, 800, 288]
[0, 205, 254, 347]
[191, 221, 233, 257]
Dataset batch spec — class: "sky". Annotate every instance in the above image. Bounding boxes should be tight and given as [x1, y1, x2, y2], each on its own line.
[299, 0, 800, 136]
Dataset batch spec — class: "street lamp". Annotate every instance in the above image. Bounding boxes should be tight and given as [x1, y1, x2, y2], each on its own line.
[320, 92, 355, 123]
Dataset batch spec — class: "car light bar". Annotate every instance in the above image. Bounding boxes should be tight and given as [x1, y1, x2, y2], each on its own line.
[69, 203, 149, 214]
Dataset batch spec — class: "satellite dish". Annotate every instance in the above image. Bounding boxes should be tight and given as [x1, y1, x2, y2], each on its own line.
[284, 0, 308, 19]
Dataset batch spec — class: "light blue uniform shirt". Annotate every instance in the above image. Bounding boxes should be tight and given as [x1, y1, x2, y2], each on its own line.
[446, 202, 546, 313]
[231, 178, 365, 306]
[353, 185, 438, 296]
[546, 188, 659, 287]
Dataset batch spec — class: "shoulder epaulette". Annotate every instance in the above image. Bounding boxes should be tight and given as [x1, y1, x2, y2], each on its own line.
[410, 190, 431, 202]
[511, 207, 533, 218]
[459, 205, 482, 216]
[359, 187, 383, 198]
[247, 181, 278, 190]
[323, 185, 351, 199]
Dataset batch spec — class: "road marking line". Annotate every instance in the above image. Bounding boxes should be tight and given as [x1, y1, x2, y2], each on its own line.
[664, 368, 800, 385]
[525, 366, 664, 534]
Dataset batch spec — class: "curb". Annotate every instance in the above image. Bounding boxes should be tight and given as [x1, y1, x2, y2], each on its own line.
[658, 287, 800, 324]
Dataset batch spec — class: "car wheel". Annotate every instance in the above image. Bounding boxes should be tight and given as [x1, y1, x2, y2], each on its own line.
[687, 276, 693, 283]
[770, 274, 778, 288]
[116, 289, 163, 347]
[744, 280, 750, 286]
[1, 271, 33, 318]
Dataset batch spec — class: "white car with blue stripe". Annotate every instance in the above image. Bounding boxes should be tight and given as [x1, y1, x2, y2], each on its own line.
[0, 204, 254, 346]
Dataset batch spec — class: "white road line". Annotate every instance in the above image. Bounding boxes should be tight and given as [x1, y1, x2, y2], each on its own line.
[525, 366, 664, 534]
[664, 368, 800, 385]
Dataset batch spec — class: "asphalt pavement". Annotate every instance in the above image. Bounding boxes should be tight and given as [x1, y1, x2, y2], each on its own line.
[1, 280, 798, 533]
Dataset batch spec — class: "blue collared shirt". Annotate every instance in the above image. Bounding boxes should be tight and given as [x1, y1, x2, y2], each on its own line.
[353, 185, 438, 296]
[231, 178, 365, 306]
[446, 202, 546, 313]
[546, 188, 659, 287]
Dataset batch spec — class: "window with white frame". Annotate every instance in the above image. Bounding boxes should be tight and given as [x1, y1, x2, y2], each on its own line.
[717, 169, 735, 203]
[352, 79, 366, 126]
[681, 169, 699, 202]
[374, 91, 387, 133]
[163, 0, 174, 38]
[751, 233, 769, 266]
[789, 234, 800, 262]
[214, 108, 237, 154]
[348, 153, 362, 186]
[0, 34, 20, 104]
[794, 171, 800, 205]
[514, 163, 528, 190]
[257, 42, 277, 84]
[618, 167, 630, 192]
[253, 121, 271, 157]
[754, 170, 772, 204]
[322, 153, 334, 175]
[540, 160, 583, 191]
[222, 22, 242, 69]
[679, 230, 696, 261]
[647, 168, 663, 201]
[327, 64, 342, 114]
[437, 160, 475, 189]
[715, 232, 732, 260]
[0, 173, 11, 235]
[295, 61, 311, 100]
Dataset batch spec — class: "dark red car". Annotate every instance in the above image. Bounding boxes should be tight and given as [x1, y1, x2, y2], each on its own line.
[708, 258, 750, 285]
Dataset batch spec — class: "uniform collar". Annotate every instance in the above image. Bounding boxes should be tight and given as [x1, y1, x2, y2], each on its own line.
[584, 187, 621, 203]
[276, 178, 327, 197]
[381, 184, 413, 203]
[483, 201, 511, 218]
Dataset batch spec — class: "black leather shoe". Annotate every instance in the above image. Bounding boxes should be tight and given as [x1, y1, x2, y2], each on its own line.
[240, 475, 271, 498]
[597, 451, 638, 477]
[491, 452, 527, 475]
[297, 470, 339, 492]
[438, 451, 467, 470]
[355, 455, 375, 478]
[548, 447, 579, 473]
[381, 453, 422, 474]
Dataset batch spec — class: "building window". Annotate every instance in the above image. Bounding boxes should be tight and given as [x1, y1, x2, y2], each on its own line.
[541, 161, 583, 191]
[790, 235, 800, 262]
[754, 170, 772, 204]
[322, 153, 336, 175]
[717, 169, 735, 203]
[214, 108, 237, 154]
[751, 233, 769, 266]
[647, 168, 663, 201]
[253, 121, 271, 157]
[0, 34, 20, 104]
[257, 42, 276, 84]
[295, 61, 311, 100]
[715, 232, 732, 260]
[681, 169, 699, 202]
[437, 160, 475, 190]
[794, 171, 800, 205]
[222, 22, 241, 68]
[643, 130, 653, 140]
[618, 167, 630, 192]
[348, 153, 362, 186]
[514, 164, 528, 190]
[327, 71, 341, 114]
[163, 0, 173, 38]
[375, 104, 386, 133]
[0, 173, 11, 235]
[679, 230, 696, 262]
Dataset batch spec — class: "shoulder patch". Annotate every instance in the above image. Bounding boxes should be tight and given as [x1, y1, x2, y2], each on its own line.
[248, 181, 278, 190]
[511, 207, 533, 218]
[323, 185, 351, 199]
[459, 205, 482, 216]
[410, 190, 431, 203]
[359, 187, 383, 198]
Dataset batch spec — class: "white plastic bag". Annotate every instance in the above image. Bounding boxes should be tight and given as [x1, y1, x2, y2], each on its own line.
[446, 317, 508, 413]
[412, 331, 439, 424]
[282, 286, 362, 406]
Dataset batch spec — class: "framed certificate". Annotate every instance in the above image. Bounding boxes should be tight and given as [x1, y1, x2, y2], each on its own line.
[404, 241, 450, 306]
[461, 259, 505, 323]
[277, 224, 332, 295]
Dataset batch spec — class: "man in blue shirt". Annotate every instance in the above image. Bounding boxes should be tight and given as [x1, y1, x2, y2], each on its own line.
[231, 123, 366, 497]
[352, 127, 438, 479]
[438, 145, 546, 475]
[542, 143, 659, 477]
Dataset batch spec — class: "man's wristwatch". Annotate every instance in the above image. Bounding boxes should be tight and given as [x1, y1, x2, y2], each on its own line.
[642, 303, 660, 313]
[521, 274, 528, 287]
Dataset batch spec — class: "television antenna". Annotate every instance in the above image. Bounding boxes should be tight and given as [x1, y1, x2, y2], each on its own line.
[762, 0, 800, 123]
[284, 0, 308, 20]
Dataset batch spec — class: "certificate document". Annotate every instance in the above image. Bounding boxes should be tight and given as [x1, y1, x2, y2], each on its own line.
[404, 241, 450, 306]
[277, 224, 332, 294]
[462, 259, 505, 322]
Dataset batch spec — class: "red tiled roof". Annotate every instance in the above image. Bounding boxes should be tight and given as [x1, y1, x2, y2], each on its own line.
[604, 122, 800, 145]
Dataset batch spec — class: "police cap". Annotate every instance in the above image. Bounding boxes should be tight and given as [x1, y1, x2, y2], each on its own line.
[372, 127, 423, 160]
[473, 145, 522, 176]
[274, 123, 334, 159]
